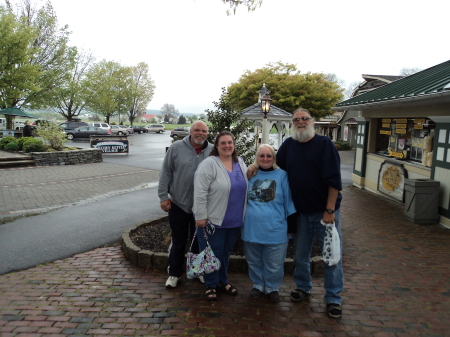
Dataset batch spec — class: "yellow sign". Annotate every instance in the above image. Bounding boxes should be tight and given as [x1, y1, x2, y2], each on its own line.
[382, 119, 392, 123]
[414, 124, 424, 129]
[396, 124, 407, 128]
[382, 123, 391, 128]
[380, 130, 392, 135]
[414, 119, 425, 124]
[389, 150, 405, 159]
[382, 165, 402, 191]
[396, 129, 407, 134]
[396, 119, 407, 124]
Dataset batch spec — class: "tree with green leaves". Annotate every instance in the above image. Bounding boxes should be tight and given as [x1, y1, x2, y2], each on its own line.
[83, 60, 123, 124]
[0, 6, 40, 109]
[206, 88, 256, 165]
[227, 62, 344, 119]
[178, 115, 186, 124]
[50, 49, 94, 121]
[3, 0, 76, 109]
[125, 62, 155, 125]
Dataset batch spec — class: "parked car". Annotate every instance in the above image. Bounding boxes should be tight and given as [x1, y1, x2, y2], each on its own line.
[145, 124, 165, 133]
[88, 122, 111, 131]
[14, 121, 25, 130]
[110, 125, 130, 136]
[65, 126, 110, 140]
[118, 125, 134, 134]
[130, 125, 148, 134]
[170, 127, 190, 139]
[60, 121, 88, 131]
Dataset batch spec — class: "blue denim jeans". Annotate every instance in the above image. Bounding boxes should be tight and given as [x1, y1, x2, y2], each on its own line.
[293, 209, 344, 305]
[244, 241, 289, 293]
[197, 227, 240, 289]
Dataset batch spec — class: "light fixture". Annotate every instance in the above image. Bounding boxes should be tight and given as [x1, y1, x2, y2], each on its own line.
[260, 92, 272, 117]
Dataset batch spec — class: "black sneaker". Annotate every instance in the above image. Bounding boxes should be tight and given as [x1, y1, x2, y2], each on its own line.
[290, 289, 308, 302]
[250, 288, 262, 299]
[269, 291, 279, 303]
[327, 303, 342, 318]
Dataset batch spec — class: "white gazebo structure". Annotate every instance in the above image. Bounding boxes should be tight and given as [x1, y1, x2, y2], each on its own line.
[241, 84, 293, 148]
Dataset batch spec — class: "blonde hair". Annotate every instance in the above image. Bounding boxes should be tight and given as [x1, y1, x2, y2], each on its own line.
[253, 144, 278, 169]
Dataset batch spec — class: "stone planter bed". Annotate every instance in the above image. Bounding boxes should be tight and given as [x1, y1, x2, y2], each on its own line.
[121, 216, 325, 275]
[30, 148, 103, 165]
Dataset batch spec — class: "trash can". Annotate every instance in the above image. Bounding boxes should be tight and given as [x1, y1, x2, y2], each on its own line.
[404, 179, 440, 224]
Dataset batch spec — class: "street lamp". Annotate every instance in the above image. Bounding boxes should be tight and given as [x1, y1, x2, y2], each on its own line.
[260, 92, 272, 144]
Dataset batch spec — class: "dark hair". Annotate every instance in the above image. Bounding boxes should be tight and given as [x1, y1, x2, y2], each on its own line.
[210, 130, 238, 162]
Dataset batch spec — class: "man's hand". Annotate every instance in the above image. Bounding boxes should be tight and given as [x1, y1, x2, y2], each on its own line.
[322, 211, 335, 224]
[160, 200, 171, 212]
[196, 219, 207, 228]
[246, 164, 258, 180]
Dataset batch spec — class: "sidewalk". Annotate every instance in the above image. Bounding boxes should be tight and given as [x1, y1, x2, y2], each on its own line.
[1, 182, 450, 336]
[0, 153, 160, 222]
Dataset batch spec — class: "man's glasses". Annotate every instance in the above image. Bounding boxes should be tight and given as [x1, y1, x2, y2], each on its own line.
[259, 154, 273, 158]
[292, 117, 312, 122]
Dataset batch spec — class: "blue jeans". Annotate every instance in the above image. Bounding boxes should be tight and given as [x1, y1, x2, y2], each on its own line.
[244, 241, 288, 293]
[293, 209, 344, 305]
[197, 227, 240, 289]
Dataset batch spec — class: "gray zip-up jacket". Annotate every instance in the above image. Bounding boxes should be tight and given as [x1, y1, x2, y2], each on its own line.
[193, 156, 248, 226]
[158, 136, 213, 213]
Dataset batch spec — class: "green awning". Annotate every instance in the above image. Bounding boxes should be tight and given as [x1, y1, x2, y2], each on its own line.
[0, 107, 36, 118]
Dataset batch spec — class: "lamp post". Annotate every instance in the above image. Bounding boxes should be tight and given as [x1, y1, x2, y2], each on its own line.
[260, 92, 272, 145]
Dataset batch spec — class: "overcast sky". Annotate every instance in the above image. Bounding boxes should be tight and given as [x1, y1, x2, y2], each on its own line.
[49, 0, 449, 115]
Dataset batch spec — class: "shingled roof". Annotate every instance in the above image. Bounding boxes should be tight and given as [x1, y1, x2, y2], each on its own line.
[335, 60, 450, 109]
[241, 103, 292, 117]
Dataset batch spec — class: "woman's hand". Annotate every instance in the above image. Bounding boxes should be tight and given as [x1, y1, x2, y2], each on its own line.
[196, 219, 207, 228]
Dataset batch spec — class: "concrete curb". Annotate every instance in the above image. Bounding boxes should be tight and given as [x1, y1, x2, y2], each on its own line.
[121, 216, 324, 275]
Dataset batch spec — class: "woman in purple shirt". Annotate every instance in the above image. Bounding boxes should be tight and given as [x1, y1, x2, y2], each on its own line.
[193, 131, 248, 300]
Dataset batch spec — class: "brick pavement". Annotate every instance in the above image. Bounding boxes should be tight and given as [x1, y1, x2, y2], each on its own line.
[1, 186, 449, 336]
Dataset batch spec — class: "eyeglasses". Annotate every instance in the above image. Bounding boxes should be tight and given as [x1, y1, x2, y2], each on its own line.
[258, 154, 273, 159]
[292, 116, 312, 122]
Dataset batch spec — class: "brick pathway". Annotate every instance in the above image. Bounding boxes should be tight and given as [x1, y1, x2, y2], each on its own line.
[1, 186, 449, 336]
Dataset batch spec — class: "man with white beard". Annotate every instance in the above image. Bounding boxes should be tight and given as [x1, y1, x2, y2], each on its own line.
[276, 108, 344, 319]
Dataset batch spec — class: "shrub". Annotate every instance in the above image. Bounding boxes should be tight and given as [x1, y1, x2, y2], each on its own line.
[0, 136, 17, 149]
[22, 138, 46, 152]
[18, 137, 35, 150]
[33, 122, 67, 151]
[4, 141, 19, 151]
[334, 141, 351, 151]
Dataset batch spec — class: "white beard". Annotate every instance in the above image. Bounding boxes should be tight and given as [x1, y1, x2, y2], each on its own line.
[292, 123, 315, 142]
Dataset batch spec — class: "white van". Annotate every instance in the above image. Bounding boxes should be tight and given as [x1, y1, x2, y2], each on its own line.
[0, 118, 7, 130]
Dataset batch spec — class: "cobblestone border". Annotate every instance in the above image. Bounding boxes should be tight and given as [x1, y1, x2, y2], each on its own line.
[121, 216, 324, 275]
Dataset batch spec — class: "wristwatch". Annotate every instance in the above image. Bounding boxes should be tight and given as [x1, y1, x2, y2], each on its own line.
[326, 209, 335, 214]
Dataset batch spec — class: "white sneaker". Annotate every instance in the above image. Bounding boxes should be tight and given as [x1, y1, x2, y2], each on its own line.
[165, 276, 179, 288]
[198, 276, 205, 284]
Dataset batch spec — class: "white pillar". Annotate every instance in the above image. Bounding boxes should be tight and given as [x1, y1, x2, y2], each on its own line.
[262, 117, 270, 145]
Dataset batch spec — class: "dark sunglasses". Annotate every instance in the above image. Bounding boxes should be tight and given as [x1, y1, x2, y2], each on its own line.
[292, 117, 312, 122]
[258, 154, 273, 158]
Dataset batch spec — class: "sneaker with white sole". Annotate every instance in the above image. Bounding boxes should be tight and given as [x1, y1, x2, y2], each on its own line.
[165, 276, 179, 288]
[198, 276, 205, 284]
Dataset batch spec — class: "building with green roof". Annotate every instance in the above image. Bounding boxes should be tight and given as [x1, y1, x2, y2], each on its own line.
[334, 60, 450, 228]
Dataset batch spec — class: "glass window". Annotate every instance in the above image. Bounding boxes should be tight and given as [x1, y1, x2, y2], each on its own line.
[438, 129, 447, 143]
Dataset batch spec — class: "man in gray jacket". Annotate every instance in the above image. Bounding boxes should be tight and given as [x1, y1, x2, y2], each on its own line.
[158, 120, 213, 288]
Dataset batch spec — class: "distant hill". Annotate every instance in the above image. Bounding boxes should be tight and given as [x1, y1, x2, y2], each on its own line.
[146, 110, 196, 117]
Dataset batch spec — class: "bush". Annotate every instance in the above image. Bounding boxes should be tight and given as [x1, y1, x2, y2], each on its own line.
[334, 141, 351, 151]
[0, 136, 17, 149]
[18, 137, 35, 150]
[4, 141, 19, 151]
[33, 122, 67, 151]
[22, 138, 46, 152]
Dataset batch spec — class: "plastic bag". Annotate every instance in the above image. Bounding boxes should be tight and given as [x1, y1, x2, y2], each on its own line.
[320, 220, 341, 266]
[186, 228, 221, 279]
